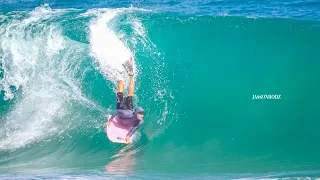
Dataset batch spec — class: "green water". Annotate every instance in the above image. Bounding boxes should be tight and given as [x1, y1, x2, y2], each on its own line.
[134, 15, 320, 173]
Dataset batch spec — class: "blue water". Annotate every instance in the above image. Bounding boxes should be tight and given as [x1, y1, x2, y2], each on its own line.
[1, 0, 319, 21]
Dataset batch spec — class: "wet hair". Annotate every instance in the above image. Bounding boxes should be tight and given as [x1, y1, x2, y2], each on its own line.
[134, 107, 144, 115]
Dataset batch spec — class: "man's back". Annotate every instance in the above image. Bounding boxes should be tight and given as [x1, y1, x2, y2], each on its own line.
[117, 109, 137, 127]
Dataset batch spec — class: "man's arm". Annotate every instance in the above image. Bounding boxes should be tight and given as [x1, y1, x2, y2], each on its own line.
[126, 120, 143, 137]
[107, 113, 117, 122]
[106, 112, 117, 126]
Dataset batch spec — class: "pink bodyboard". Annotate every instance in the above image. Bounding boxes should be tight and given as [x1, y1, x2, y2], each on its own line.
[106, 115, 132, 143]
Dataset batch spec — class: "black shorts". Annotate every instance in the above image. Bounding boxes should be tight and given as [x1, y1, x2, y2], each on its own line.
[116, 92, 133, 110]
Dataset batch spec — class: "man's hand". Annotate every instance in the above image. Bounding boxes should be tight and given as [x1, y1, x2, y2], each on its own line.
[125, 136, 131, 143]
[105, 121, 111, 127]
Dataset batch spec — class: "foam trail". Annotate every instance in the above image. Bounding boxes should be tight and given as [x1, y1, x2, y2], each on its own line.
[89, 9, 134, 84]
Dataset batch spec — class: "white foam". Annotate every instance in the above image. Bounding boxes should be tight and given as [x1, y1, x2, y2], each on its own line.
[0, 4, 68, 100]
[89, 9, 134, 84]
[0, 6, 101, 150]
[0, 8, 62, 149]
[46, 26, 65, 57]
[0, 93, 61, 150]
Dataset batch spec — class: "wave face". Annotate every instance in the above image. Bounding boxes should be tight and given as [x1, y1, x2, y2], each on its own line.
[0, 2, 320, 179]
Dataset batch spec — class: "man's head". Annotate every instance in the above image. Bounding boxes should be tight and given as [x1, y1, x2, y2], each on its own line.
[134, 107, 144, 120]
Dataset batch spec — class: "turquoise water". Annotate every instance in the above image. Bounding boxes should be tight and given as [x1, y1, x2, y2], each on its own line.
[0, 1, 320, 179]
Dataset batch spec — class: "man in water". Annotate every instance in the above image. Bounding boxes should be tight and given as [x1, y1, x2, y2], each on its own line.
[106, 70, 145, 143]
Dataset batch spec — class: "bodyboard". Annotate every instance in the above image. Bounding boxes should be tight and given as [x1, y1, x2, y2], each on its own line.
[106, 115, 132, 144]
